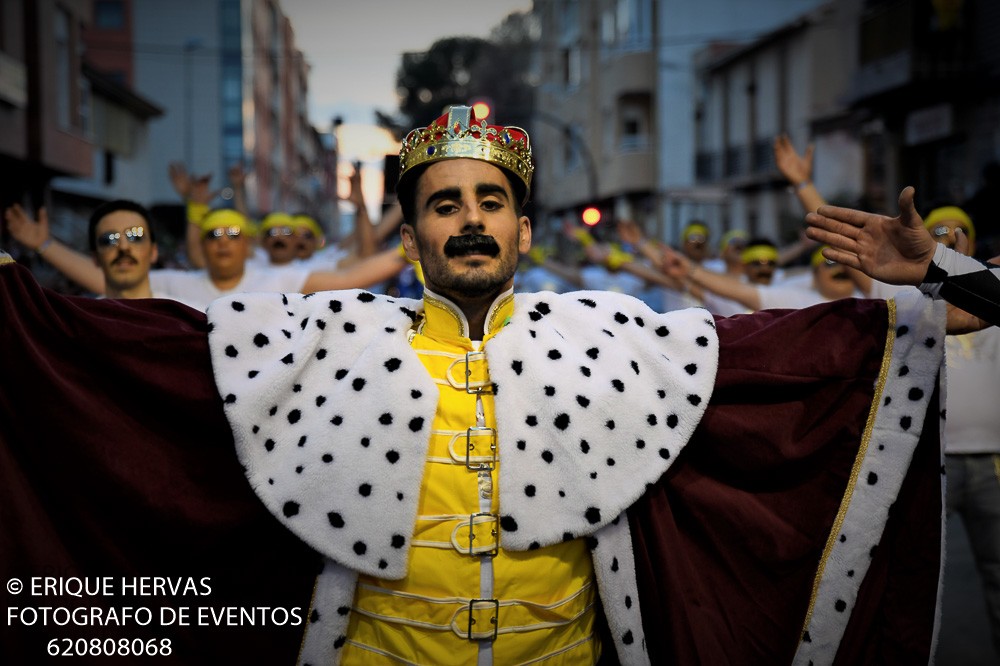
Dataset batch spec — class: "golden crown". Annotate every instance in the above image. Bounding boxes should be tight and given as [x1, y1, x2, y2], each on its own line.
[398, 105, 533, 202]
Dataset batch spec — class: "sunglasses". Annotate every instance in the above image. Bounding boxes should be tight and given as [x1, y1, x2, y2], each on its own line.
[295, 229, 316, 240]
[932, 225, 967, 238]
[266, 226, 294, 238]
[205, 226, 243, 241]
[96, 226, 148, 249]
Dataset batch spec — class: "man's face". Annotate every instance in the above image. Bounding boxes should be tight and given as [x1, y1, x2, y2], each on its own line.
[201, 226, 252, 281]
[682, 234, 708, 263]
[400, 159, 531, 301]
[928, 217, 972, 254]
[743, 259, 775, 285]
[814, 259, 855, 300]
[93, 210, 157, 292]
[294, 227, 321, 259]
[721, 238, 747, 267]
[262, 225, 298, 265]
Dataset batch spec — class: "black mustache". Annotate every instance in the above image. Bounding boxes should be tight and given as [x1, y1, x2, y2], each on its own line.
[444, 235, 500, 258]
[111, 252, 136, 266]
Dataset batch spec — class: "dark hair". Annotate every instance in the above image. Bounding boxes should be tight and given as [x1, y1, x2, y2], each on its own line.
[396, 162, 526, 225]
[88, 199, 156, 252]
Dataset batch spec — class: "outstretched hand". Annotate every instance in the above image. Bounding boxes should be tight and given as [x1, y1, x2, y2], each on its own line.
[773, 134, 814, 186]
[805, 187, 936, 286]
[4, 204, 49, 250]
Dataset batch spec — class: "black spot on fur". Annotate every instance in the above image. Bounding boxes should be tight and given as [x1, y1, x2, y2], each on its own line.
[282, 501, 299, 517]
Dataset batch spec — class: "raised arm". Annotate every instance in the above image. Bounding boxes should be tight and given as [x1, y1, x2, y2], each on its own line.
[660, 245, 762, 311]
[3, 205, 104, 293]
[300, 246, 407, 293]
[774, 134, 825, 214]
[170, 163, 218, 269]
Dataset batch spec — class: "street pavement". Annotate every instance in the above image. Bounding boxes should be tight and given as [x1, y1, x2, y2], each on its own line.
[935, 516, 997, 665]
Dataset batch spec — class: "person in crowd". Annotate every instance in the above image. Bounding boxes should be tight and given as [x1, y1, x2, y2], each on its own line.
[694, 237, 781, 316]
[253, 211, 301, 267]
[701, 228, 749, 277]
[4, 201, 407, 310]
[922, 204, 1000, 658]
[0, 106, 951, 665]
[661, 242, 861, 312]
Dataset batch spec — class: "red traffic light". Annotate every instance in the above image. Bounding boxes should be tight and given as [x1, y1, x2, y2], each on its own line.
[471, 101, 492, 121]
[581, 207, 601, 226]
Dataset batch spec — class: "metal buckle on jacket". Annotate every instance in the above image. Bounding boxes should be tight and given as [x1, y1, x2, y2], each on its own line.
[466, 598, 500, 641]
[465, 426, 497, 471]
[466, 512, 499, 556]
[464, 351, 492, 394]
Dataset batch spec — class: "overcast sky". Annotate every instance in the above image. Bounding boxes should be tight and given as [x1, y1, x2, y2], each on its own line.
[280, 0, 533, 131]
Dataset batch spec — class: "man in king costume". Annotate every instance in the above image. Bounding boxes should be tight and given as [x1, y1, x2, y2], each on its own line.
[1, 107, 947, 664]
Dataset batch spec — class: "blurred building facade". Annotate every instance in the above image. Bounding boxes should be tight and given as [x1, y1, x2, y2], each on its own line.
[530, 0, 826, 244]
[530, 0, 999, 251]
[0, 0, 337, 267]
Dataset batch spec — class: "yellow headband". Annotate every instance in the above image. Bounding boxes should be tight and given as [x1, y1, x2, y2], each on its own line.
[200, 209, 255, 238]
[259, 212, 294, 233]
[741, 244, 779, 264]
[720, 229, 748, 250]
[291, 214, 325, 240]
[811, 245, 832, 267]
[683, 223, 709, 242]
[924, 206, 975, 245]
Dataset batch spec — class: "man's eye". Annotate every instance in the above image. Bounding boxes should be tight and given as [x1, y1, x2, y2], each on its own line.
[435, 204, 458, 215]
[481, 200, 503, 211]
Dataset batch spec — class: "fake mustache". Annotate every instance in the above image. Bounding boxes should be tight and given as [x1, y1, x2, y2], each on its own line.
[444, 234, 501, 258]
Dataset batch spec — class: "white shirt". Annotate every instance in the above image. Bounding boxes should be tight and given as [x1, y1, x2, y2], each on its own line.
[149, 264, 310, 311]
[944, 326, 1000, 454]
[756, 282, 863, 310]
